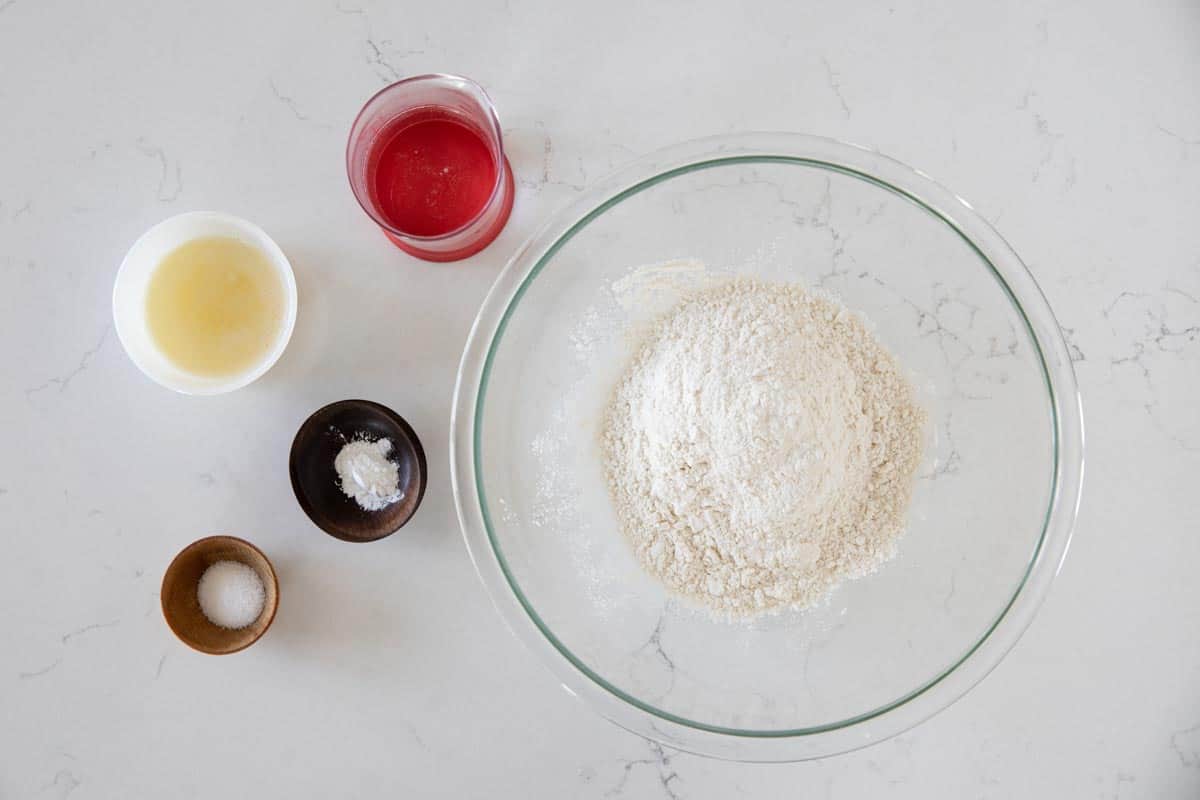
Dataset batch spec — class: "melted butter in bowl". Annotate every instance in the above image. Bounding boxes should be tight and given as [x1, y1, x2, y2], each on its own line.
[145, 235, 286, 378]
[113, 212, 297, 394]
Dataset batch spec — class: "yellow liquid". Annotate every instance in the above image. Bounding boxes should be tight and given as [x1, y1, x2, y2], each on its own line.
[145, 236, 285, 378]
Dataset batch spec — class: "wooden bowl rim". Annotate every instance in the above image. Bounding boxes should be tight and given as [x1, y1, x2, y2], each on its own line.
[288, 399, 428, 543]
[160, 535, 280, 655]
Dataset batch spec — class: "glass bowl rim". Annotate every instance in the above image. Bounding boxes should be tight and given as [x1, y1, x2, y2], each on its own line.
[451, 132, 1084, 761]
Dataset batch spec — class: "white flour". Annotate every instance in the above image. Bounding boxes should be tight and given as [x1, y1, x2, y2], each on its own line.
[601, 277, 924, 616]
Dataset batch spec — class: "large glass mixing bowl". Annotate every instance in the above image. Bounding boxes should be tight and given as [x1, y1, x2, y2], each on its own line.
[451, 133, 1083, 761]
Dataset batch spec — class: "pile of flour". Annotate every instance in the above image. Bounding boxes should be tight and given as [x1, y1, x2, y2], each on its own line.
[601, 277, 924, 616]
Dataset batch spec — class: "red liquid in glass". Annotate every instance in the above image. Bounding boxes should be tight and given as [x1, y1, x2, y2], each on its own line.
[367, 111, 497, 237]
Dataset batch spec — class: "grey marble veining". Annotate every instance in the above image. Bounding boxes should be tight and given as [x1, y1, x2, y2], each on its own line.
[1, 0, 1198, 796]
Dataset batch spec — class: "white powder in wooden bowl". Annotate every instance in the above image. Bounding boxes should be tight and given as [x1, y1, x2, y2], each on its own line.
[197, 560, 266, 630]
[334, 437, 403, 512]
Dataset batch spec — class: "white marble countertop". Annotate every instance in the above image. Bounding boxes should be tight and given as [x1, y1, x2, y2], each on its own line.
[2, 0, 1198, 796]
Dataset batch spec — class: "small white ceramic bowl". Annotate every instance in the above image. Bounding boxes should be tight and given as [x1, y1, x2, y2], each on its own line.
[112, 211, 298, 395]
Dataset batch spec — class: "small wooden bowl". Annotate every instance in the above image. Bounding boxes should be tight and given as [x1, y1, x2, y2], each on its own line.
[289, 399, 428, 542]
[161, 536, 280, 655]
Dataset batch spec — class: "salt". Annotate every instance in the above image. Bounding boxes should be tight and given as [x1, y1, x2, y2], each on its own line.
[197, 560, 266, 630]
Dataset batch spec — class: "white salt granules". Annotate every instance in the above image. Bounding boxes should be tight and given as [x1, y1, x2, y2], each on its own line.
[197, 560, 266, 629]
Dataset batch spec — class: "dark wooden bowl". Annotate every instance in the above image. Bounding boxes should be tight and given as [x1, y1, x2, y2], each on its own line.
[289, 399, 427, 542]
[160, 536, 279, 655]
